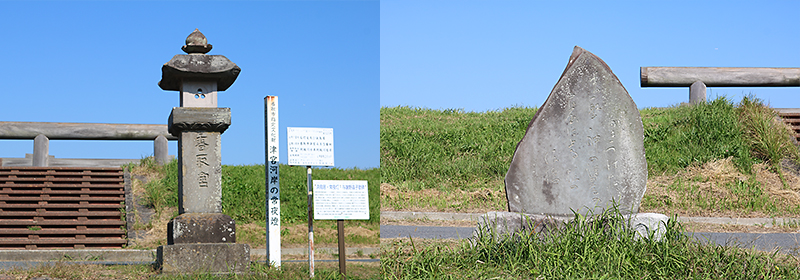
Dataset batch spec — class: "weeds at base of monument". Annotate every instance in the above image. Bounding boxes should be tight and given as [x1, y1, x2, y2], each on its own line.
[471, 204, 676, 249]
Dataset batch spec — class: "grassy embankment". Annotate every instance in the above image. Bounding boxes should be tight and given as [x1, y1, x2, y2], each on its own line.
[381, 96, 800, 217]
[381, 97, 800, 279]
[128, 159, 381, 251]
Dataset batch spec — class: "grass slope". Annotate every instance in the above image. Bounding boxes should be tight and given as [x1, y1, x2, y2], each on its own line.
[381, 106, 534, 212]
[127, 159, 380, 249]
[380, 97, 800, 215]
[642, 97, 756, 175]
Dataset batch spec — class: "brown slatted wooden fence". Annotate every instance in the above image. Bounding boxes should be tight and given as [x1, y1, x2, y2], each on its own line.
[0, 167, 125, 249]
[778, 112, 800, 142]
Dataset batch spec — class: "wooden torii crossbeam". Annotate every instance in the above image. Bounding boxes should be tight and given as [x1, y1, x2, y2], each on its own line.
[640, 67, 800, 104]
[0, 122, 176, 166]
[641, 67, 800, 88]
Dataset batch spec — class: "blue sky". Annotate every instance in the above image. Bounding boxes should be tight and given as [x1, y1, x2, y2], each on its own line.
[0, 1, 379, 168]
[1, 1, 796, 169]
[381, 1, 800, 112]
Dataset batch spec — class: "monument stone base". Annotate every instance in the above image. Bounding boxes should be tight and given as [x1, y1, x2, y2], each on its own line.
[472, 211, 669, 242]
[168, 213, 236, 244]
[157, 243, 250, 274]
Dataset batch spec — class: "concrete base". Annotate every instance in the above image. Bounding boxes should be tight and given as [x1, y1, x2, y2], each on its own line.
[629, 213, 670, 241]
[472, 211, 669, 242]
[157, 243, 250, 274]
[471, 212, 572, 241]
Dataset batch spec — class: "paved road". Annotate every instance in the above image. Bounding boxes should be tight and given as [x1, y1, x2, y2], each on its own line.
[691, 232, 800, 256]
[381, 225, 476, 239]
[382, 225, 800, 256]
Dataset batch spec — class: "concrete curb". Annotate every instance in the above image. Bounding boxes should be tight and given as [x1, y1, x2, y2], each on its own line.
[381, 211, 483, 222]
[258, 247, 379, 257]
[0, 249, 154, 262]
[381, 211, 800, 228]
[676, 216, 800, 228]
[0, 247, 380, 262]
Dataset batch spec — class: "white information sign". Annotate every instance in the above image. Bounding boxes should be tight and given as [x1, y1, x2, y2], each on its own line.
[312, 180, 369, 220]
[264, 96, 280, 267]
[287, 127, 334, 166]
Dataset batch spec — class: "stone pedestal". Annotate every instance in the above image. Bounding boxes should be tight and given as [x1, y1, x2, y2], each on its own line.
[159, 106, 242, 274]
[157, 243, 250, 274]
[156, 29, 246, 274]
[168, 213, 236, 244]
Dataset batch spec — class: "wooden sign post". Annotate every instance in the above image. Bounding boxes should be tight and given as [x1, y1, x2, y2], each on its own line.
[313, 180, 370, 278]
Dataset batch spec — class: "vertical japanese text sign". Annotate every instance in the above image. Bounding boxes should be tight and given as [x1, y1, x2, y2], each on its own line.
[265, 96, 280, 267]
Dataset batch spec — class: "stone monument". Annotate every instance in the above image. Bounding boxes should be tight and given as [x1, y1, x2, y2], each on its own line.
[474, 46, 667, 241]
[155, 29, 250, 274]
[506, 46, 647, 216]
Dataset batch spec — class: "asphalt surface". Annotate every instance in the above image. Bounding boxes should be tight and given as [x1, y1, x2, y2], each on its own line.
[381, 225, 476, 239]
[691, 232, 800, 256]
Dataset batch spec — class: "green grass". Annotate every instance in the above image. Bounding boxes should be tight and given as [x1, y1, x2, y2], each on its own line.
[380, 106, 535, 211]
[381, 106, 534, 191]
[642, 97, 757, 175]
[140, 159, 178, 213]
[382, 210, 800, 279]
[738, 96, 800, 185]
[140, 161, 379, 225]
[642, 96, 798, 177]
[642, 176, 789, 215]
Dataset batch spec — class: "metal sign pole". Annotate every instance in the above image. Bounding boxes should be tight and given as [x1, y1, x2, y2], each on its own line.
[338, 219, 346, 278]
[264, 96, 280, 267]
[286, 126, 333, 279]
[307, 166, 314, 278]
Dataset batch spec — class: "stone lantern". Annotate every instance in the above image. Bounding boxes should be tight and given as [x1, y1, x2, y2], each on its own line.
[155, 29, 249, 274]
